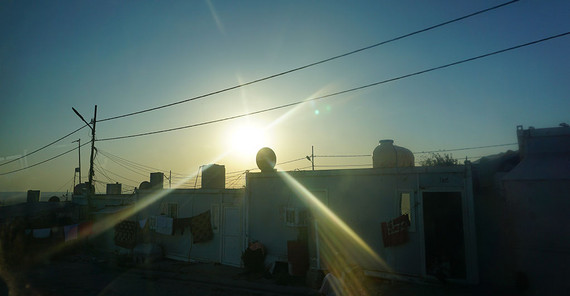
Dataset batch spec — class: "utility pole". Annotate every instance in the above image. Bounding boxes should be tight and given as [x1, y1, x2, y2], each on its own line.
[72, 105, 97, 208]
[88, 105, 97, 196]
[72, 139, 81, 187]
[311, 146, 315, 171]
[306, 145, 315, 171]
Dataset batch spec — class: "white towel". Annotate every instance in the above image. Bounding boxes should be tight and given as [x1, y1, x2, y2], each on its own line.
[64, 224, 78, 241]
[33, 228, 51, 238]
[155, 216, 173, 235]
[139, 218, 148, 229]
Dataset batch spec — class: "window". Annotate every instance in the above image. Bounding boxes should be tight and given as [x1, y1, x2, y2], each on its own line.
[283, 207, 307, 227]
[167, 203, 178, 219]
[400, 192, 415, 231]
[160, 202, 178, 218]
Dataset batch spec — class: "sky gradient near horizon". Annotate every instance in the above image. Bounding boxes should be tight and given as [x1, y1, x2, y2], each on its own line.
[1, 0, 569, 193]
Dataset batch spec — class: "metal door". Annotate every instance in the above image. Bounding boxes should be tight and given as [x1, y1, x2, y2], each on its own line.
[221, 205, 243, 267]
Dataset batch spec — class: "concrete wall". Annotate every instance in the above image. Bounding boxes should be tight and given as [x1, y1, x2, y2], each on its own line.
[136, 189, 244, 266]
[246, 166, 477, 283]
[503, 180, 570, 294]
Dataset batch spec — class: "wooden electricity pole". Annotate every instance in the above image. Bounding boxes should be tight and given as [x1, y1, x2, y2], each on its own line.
[72, 105, 97, 209]
[88, 105, 97, 196]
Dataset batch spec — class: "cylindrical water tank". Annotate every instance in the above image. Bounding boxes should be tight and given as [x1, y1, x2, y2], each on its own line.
[107, 182, 122, 195]
[372, 139, 415, 168]
[150, 172, 164, 189]
[202, 164, 225, 189]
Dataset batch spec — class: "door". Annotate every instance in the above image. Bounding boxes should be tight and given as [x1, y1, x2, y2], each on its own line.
[221, 205, 243, 267]
[422, 191, 466, 280]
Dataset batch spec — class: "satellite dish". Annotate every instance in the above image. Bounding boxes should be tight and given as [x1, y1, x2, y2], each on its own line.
[139, 181, 151, 190]
[256, 147, 276, 172]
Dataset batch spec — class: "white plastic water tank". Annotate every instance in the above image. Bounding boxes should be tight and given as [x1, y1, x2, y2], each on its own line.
[372, 139, 415, 168]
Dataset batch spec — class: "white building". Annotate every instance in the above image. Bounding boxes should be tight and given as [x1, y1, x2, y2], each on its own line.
[134, 187, 244, 266]
[246, 141, 479, 284]
[501, 125, 570, 294]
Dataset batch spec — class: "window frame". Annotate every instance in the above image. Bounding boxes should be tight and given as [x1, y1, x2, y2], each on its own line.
[398, 191, 416, 232]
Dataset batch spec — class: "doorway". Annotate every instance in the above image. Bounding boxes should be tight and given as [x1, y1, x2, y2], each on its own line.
[423, 191, 466, 279]
[221, 205, 243, 267]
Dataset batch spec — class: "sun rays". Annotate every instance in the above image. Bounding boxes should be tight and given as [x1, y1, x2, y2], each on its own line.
[277, 171, 389, 271]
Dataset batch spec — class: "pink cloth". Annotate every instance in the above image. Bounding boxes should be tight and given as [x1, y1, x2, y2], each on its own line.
[79, 221, 93, 237]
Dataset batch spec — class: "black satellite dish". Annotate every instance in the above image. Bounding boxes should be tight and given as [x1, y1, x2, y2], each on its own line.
[256, 147, 276, 172]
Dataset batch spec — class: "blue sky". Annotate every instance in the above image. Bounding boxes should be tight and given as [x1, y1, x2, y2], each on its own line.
[1, 0, 569, 192]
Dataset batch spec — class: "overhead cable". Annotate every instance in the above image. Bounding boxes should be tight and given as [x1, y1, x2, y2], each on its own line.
[98, 0, 519, 123]
[277, 157, 307, 166]
[97, 32, 569, 142]
[316, 164, 371, 168]
[0, 125, 87, 167]
[0, 140, 91, 176]
[316, 154, 371, 158]
[98, 151, 151, 178]
[313, 143, 518, 159]
[413, 142, 517, 154]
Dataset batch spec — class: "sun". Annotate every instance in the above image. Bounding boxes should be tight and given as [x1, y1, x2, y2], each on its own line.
[227, 124, 266, 157]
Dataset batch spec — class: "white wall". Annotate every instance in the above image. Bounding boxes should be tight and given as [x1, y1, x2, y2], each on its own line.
[247, 167, 476, 282]
[136, 189, 244, 265]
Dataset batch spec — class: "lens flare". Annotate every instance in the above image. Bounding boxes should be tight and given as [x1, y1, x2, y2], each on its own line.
[277, 171, 390, 271]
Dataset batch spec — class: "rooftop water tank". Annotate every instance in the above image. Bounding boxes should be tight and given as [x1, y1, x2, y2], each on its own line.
[150, 172, 164, 189]
[27, 190, 40, 203]
[107, 182, 122, 195]
[202, 164, 225, 189]
[372, 139, 415, 168]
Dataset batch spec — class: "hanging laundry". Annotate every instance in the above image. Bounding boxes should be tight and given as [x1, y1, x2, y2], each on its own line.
[173, 217, 192, 235]
[190, 210, 213, 243]
[79, 221, 93, 238]
[381, 214, 410, 247]
[51, 226, 64, 242]
[115, 220, 137, 249]
[139, 218, 148, 229]
[64, 224, 79, 241]
[33, 228, 51, 239]
[155, 215, 173, 235]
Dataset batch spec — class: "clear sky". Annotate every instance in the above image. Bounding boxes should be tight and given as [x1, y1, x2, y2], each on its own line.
[1, 0, 569, 193]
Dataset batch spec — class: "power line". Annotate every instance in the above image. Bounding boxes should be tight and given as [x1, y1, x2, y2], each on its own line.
[97, 149, 186, 177]
[94, 165, 114, 184]
[309, 143, 518, 159]
[97, 32, 569, 142]
[0, 140, 91, 176]
[277, 157, 306, 166]
[98, 1, 519, 123]
[316, 154, 370, 158]
[54, 175, 75, 193]
[226, 172, 246, 188]
[316, 164, 371, 168]
[97, 151, 151, 179]
[295, 166, 314, 171]
[224, 157, 306, 176]
[412, 143, 517, 154]
[0, 125, 87, 167]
